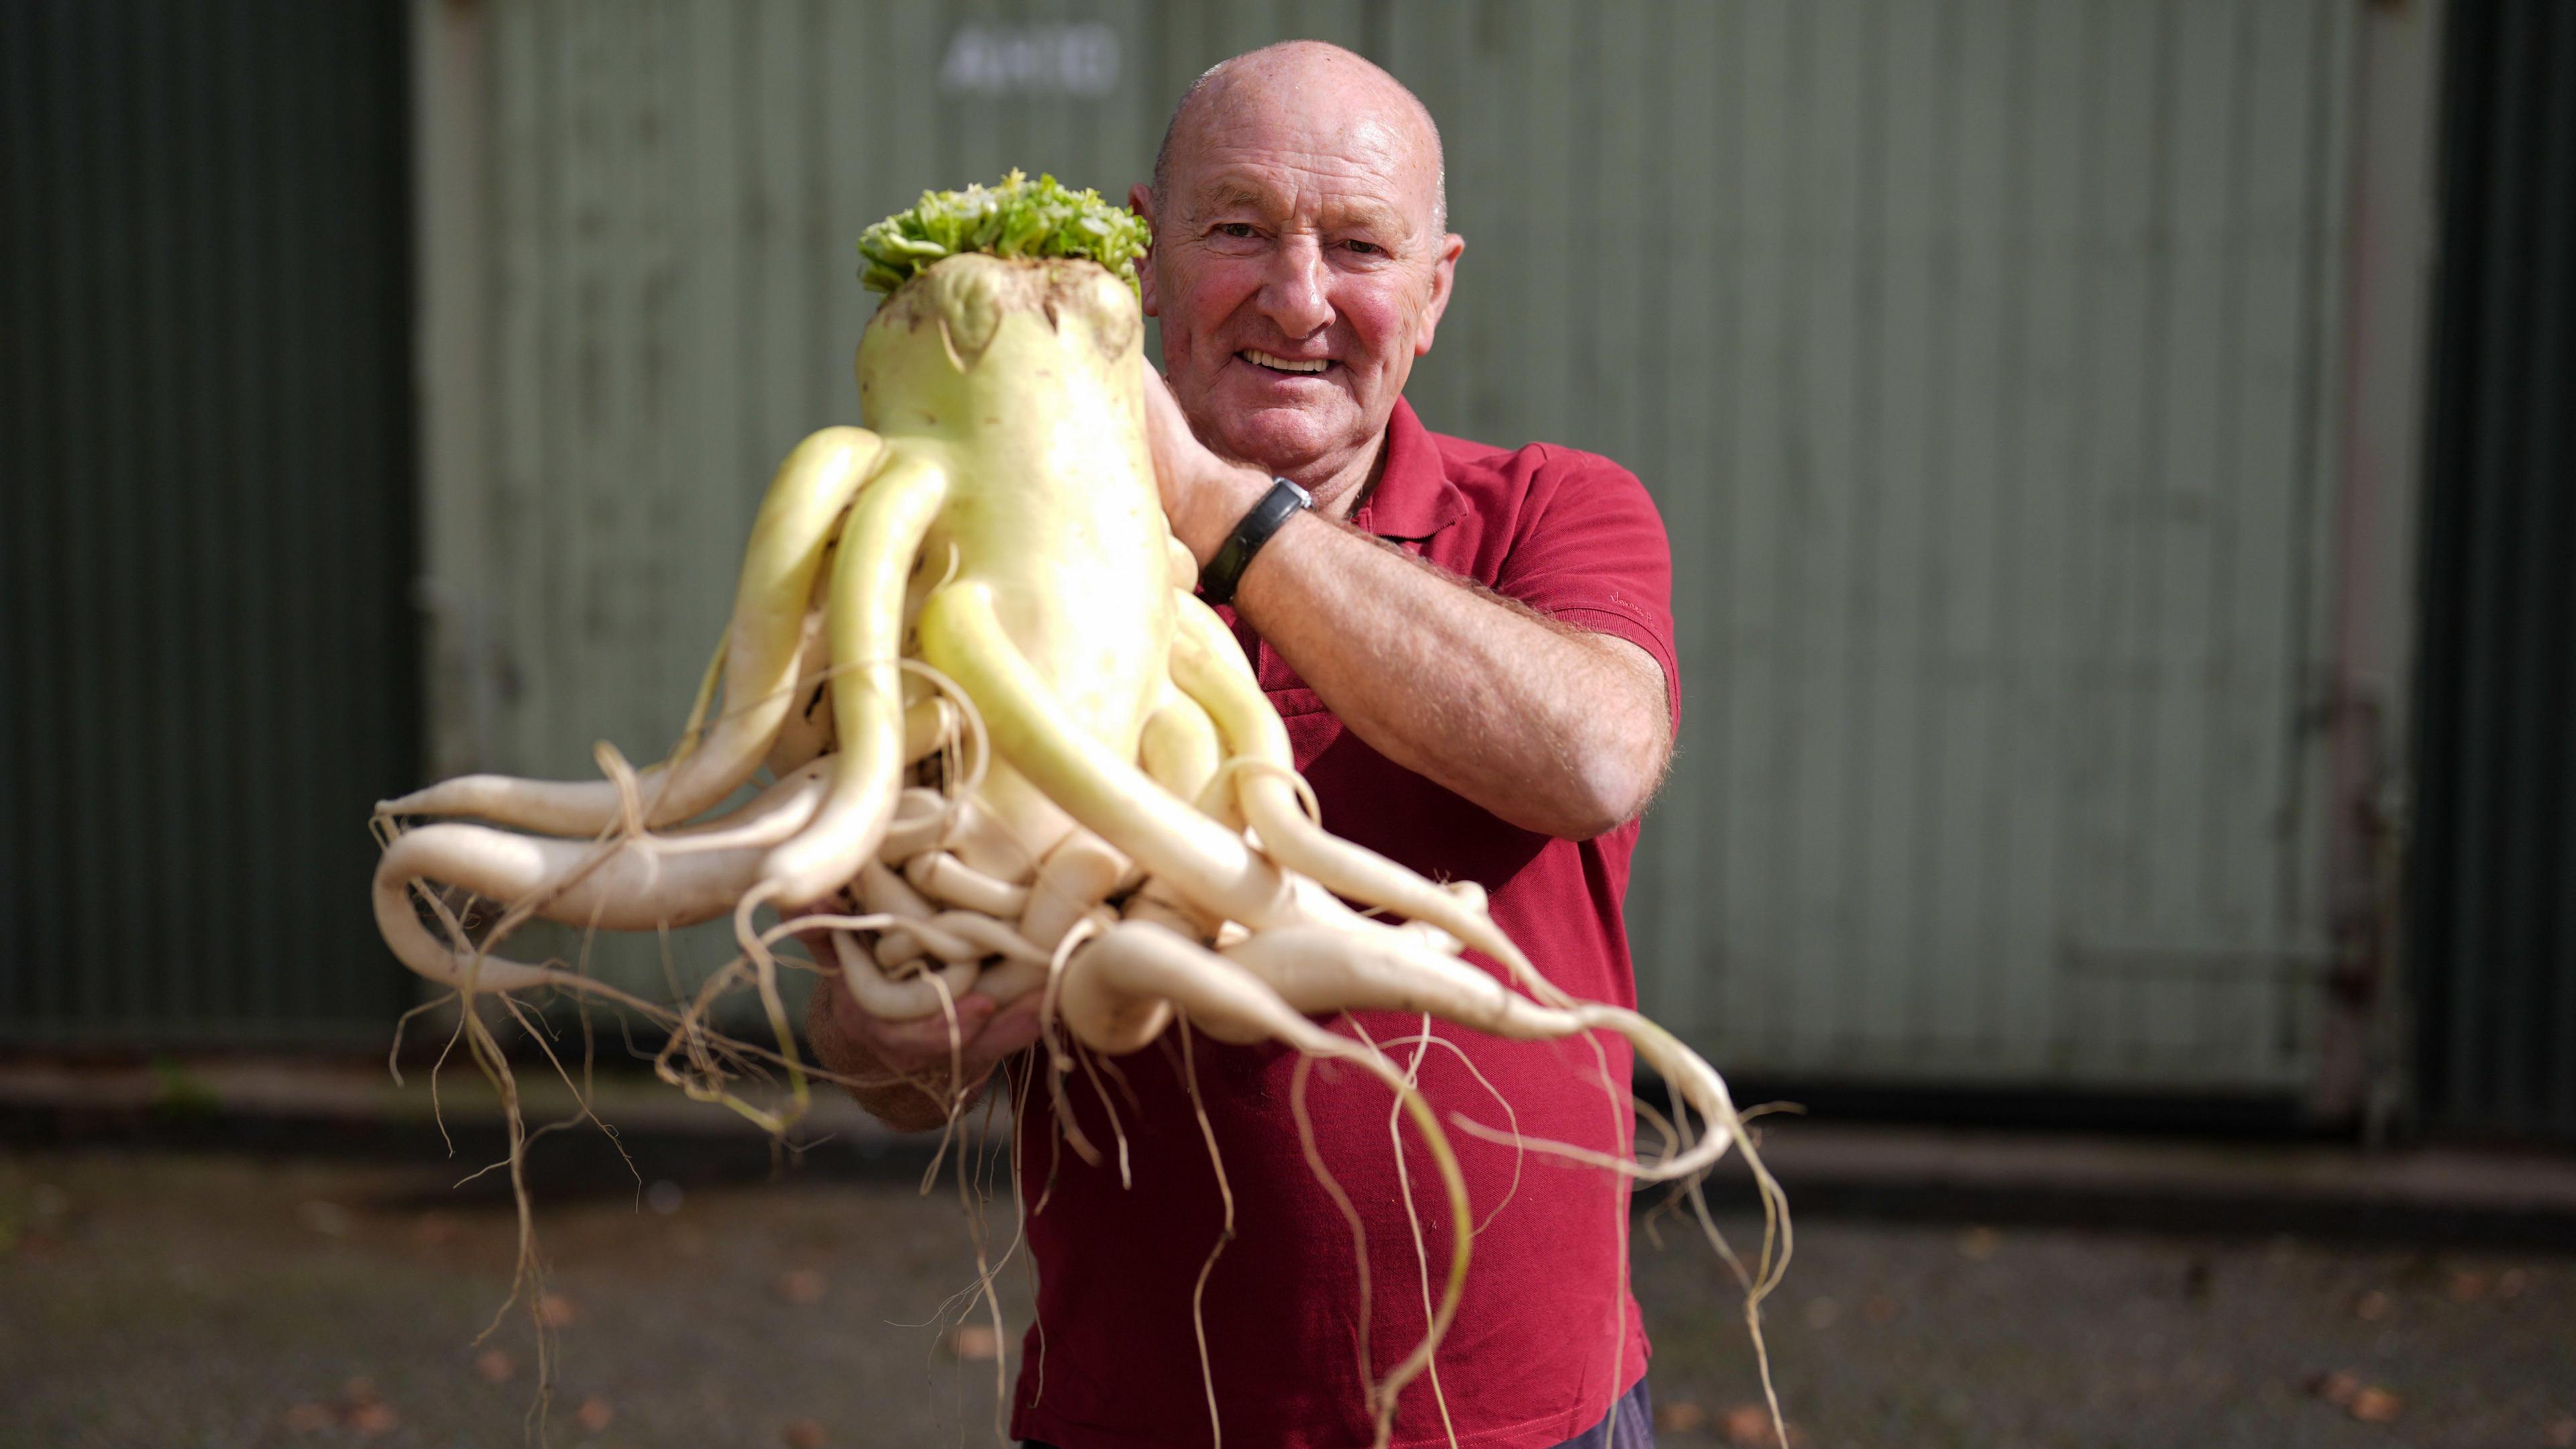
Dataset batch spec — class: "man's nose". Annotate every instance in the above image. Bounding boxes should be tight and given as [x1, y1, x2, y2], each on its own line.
[1256, 235, 1333, 337]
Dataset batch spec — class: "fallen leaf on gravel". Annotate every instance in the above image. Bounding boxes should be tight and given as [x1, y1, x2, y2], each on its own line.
[2309, 1371, 2363, 1407]
[2498, 1268, 2530, 1299]
[1862, 1295, 1898, 1326]
[782, 1419, 828, 1448]
[284, 1403, 333, 1434]
[2353, 1289, 2390, 1322]
[2348, 1387, 2402, 1423]
[342, 1377, 380, 1406]
[415, 1212, 458, 1247]
[775, 1269, 828, 1305]
[576, 1396, 614, 1432]
[1654, 1399, 1707, 1432]
[1955, 1226, 2000, 1260]
[475, 1349, 516, 1384]
[536, 1292, 579, 1328]
[2543, 1414, 2574, 1447]
[945, 1324, 1002, 1360]
[345, 1401, 399, 1436]
[1718, 1402, 1781, 1445]
[2446, 1269, 2490, 1303]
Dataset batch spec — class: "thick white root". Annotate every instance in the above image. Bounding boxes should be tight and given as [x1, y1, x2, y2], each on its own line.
[1168, 596, 1571, 1010]
[637, 757, 833, 855]
[380, 428, 883, 836]
[904, 851, 1030, 917]
[916, 581, 1299, 933]
[1222, 926, 1744, 1181]
[830, 927, 979, 1019]
[379, 824, 771, 936]
[760, 451, 953, 908]
[855, 859, 938, 965]
[1140, 686, 1224, 806]
[373, 828, 760, 1001]
[1017, 830, 1129, 957]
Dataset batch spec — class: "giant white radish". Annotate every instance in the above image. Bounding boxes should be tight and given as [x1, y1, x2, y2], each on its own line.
[372, 173, 1788, 1448]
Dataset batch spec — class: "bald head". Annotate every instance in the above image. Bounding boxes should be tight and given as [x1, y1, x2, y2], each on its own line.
[1152, 41, 1446, 236]
[1133, 39, 1464, 499]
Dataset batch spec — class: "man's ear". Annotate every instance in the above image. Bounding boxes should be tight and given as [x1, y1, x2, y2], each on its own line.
[1415, 232, 1464, 356]
[1128, 183, 1161, 318]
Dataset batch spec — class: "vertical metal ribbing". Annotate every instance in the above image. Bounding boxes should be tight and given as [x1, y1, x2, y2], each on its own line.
[2412, 0, 2576, 1140]
[2522, 0, 2576, 1135]
[0, 0, 419, 1046]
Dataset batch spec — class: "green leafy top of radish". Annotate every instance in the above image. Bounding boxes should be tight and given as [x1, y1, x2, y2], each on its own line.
[859, 169, 1151, 297]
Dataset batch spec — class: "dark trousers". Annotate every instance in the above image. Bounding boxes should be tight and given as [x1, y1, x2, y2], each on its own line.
[1022, 1376, 1656, 1449]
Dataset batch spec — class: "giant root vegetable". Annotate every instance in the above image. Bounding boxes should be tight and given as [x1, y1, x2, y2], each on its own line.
[372, 172, 1787, 1446]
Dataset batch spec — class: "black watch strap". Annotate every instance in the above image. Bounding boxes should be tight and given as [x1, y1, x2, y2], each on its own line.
[1198, 478, 1311, 606]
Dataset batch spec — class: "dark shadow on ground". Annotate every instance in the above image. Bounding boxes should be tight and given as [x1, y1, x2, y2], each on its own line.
[13, 1097, 2576, 1253]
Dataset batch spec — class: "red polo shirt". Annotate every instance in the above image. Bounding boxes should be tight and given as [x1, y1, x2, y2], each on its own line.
[1011, 398, 1678, 1449]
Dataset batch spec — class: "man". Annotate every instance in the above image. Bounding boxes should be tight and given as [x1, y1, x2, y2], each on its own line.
[808, 41, 1676, 1449]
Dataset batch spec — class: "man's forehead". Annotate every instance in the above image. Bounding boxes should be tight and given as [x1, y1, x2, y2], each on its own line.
[1173, 110, 1434, 229]
[1183, 156, 1419, 231]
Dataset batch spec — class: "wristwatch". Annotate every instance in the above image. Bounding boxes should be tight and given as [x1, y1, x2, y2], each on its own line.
[1197, 477, 1312, 606]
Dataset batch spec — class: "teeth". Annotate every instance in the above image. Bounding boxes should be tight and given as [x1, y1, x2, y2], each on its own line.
[1244, 350, 1328, 374]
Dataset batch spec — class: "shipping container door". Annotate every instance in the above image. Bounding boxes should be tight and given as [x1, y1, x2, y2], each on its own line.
[2410, 0, 2576, 1141]
[1385, 1, 2357, 1093]
[0, 0, 419, 1046]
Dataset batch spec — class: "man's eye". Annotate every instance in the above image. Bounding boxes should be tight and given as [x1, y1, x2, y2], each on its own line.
[1215, 223, 1258, 239]
[1344, 240, 1384, 256]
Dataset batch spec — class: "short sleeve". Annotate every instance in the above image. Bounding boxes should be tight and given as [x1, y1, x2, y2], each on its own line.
[1491, 448, 1680, 731]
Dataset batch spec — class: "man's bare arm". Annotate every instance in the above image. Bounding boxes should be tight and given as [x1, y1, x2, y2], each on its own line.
[1144, 378, 1670, 839]
[1226, 510, 1669, 839]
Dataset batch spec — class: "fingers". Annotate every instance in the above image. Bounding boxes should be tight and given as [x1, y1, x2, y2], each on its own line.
[826, 975, 1044, 1083]
[859, 991, 998, 1077]
[974, 990, 1048, 1062]
[1138, 361, 1268, 564]
[1138, 362, 1197, 527]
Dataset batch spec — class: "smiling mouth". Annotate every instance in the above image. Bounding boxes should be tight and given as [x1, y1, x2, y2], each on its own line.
[1239, 348, 1332, 376]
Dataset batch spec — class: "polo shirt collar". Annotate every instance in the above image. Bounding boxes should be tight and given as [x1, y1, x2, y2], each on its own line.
[1349, 397, 1470, 541]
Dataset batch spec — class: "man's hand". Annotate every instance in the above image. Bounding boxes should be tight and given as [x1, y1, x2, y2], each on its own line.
[1138, 362, 1672, 840]
[796, 916, 1045, 1132]
[1142, 360, 1274, 564]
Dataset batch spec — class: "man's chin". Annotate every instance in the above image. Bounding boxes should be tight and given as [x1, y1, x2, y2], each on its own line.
[1210, 401, 1359, 478]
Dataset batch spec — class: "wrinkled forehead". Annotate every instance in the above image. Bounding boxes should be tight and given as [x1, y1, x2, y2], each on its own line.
[1169, 82, 1440, 232]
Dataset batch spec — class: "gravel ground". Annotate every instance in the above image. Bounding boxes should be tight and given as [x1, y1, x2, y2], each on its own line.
[2, 1142, 2571, 1449]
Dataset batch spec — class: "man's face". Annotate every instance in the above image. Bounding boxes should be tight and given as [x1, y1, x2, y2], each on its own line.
[1134, 93, 1460, 480]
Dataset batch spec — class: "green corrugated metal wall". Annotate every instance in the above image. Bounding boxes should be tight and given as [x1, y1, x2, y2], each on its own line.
[423, 0, 2363, 1087]
[1, 0, 420, 1045]
[2410, 0, 2576, 1140]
